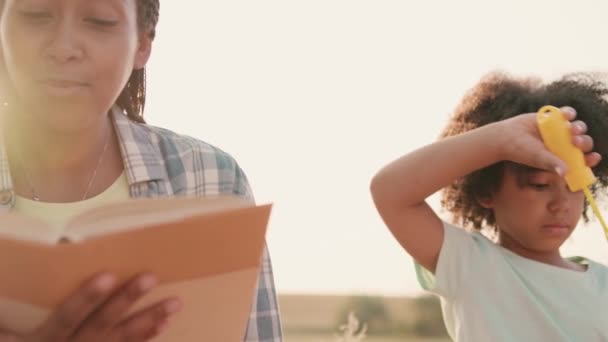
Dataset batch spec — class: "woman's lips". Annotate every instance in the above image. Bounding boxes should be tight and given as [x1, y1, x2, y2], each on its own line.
[38, 78, 89, 96]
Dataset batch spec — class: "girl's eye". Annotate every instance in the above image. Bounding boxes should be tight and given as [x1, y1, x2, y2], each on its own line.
[86, 18, 118, 27]
[529, 183, 549, 190]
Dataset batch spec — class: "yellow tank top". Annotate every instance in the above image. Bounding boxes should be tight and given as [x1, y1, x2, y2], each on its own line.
[14, 172, 130, 238]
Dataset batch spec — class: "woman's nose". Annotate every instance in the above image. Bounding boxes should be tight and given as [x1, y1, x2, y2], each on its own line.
[44, 20, 84, 64]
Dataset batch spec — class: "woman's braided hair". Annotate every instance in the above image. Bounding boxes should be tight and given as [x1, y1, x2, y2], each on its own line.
[116, 0, 159, 123]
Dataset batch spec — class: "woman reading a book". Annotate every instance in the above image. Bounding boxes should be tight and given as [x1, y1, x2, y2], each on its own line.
[0, 0, 282, 341]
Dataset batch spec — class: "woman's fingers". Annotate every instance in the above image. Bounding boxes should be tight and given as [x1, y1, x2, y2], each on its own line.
[112, 297, 181, 342]
[35, 273, 118, 341]
[74, 273, 159, 338]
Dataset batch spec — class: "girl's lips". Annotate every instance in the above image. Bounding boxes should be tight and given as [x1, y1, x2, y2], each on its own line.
[541, 224, 570, 236]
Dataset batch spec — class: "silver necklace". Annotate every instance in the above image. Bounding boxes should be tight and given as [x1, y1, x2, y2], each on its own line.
[17, 129, 111, 202]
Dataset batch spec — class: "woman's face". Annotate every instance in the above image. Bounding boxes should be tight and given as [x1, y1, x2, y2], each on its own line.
[0, 0, 151, 132]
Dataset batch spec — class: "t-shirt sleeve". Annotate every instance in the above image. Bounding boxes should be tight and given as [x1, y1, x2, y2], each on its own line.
[415, 221, 480, 299]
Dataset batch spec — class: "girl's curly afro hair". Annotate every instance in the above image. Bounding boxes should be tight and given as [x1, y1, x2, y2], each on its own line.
[440, 71, 608, 230]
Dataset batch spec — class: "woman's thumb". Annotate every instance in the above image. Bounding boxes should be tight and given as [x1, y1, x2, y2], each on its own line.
[0, 329, 21, 342]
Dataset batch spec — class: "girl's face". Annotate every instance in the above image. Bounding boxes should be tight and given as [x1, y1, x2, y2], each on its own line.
[481, 165, 585, 254]
[0, 0, 151, 132]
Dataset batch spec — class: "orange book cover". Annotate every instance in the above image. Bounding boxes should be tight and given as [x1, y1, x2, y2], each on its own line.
[0, 196, 272, 341]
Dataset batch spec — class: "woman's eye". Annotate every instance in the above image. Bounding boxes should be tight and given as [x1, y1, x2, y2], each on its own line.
[19, 11, 52, 20]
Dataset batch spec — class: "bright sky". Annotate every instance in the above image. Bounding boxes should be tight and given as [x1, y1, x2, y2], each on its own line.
[144, 0, 608, 296]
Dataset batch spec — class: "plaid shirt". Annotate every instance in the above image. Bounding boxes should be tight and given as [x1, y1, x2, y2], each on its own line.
[0, 107, 283, 341]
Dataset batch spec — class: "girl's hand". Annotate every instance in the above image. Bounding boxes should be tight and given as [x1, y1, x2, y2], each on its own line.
[497, 106, 601, 175]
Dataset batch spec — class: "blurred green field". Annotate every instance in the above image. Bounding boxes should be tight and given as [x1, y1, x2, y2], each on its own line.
[284, 333, 450, 342]
[279, 294, 450, 342]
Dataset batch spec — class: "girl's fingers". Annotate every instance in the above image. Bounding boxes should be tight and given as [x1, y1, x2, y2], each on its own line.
[570, 120, 587, 135]
[585, 152, 602, 168]
[573, 135, 594, 153]
[560, 106, 577, 121]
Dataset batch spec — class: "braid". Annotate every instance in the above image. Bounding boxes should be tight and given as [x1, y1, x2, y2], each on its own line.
[116, 0, 159, 123]
[138, 0, 160, 40]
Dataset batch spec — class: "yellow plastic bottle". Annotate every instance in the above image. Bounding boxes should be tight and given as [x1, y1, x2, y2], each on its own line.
[536, 105, 608, 241]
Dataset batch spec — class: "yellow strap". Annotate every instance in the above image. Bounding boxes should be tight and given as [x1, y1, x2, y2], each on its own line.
[583, 187, 608, 241]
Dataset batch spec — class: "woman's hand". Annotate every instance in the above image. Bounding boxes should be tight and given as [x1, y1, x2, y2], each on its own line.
[0, 272, 181, 342]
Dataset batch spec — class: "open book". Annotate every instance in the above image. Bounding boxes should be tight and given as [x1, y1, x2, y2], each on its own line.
[0, 195, 272, 341]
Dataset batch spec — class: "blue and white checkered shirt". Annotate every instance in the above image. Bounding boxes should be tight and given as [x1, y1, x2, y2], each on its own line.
[0, 107, 283, 341]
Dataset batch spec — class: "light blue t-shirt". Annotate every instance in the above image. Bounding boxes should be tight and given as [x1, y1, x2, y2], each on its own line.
[416, 222, 608, 341]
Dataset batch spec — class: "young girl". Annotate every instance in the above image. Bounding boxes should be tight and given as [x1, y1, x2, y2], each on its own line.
[0, 0, 281, 341]
[370, 72, 608, 341]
